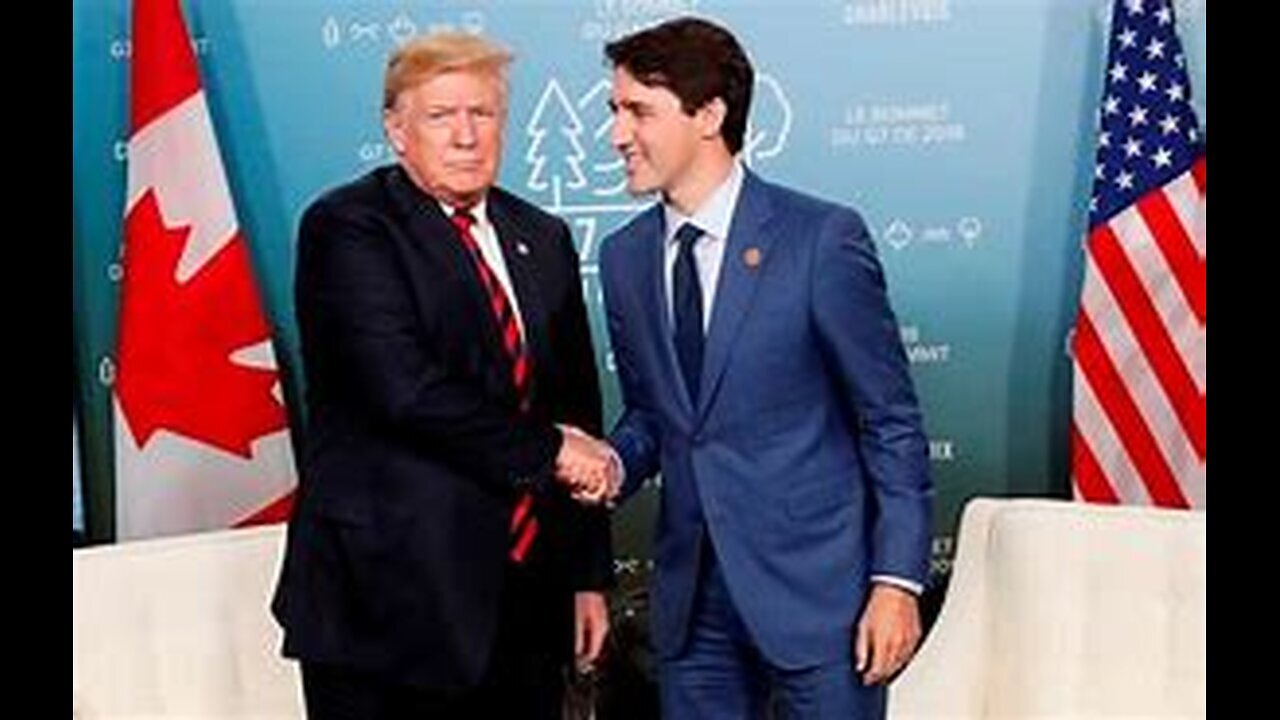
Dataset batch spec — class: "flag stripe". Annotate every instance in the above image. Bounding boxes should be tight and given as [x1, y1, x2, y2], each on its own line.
[1109, 206, 1205, 393]
[1136, 189, 1205, 325]
[1080, 254, 1202, 485]
[1163, 172, 1206, 257]
[1089, 223, 1205, 459]
[1074, 313, 1189, 508]
[1070, 422, 1120, 504]
[1073, 363, 1152, 505]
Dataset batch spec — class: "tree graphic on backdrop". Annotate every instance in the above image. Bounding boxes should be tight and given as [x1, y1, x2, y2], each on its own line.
[525, 79, 588, 207]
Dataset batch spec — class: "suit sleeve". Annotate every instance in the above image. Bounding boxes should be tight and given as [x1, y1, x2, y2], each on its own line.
[601, 241, 662, 499]
[295, 198, 561, 496]
[810, 208, 934, 587]
[545, 220, 615, 590]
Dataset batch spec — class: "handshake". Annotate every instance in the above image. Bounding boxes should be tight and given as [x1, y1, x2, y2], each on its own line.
[554, 425, 622, 506]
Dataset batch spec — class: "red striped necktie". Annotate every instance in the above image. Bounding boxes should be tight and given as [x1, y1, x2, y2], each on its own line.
[450, 209, 539, 564]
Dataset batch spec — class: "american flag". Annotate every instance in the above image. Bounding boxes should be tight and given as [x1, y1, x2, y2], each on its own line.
[1071, 0, 1205, 509]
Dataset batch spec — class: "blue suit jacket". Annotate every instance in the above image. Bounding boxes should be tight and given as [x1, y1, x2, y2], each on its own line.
[601, 170, 933, 669]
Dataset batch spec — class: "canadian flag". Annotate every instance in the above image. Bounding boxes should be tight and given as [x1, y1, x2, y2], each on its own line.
[114, 0, 296, 539]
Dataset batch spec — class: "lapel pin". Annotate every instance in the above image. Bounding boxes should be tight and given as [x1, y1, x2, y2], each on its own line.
[743, 247, 762, 269]
[516, 241, 530, 256]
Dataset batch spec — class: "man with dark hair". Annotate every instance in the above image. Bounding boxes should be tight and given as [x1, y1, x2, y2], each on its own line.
[599, 16, 934, 719]
[272, 30, 615, 719]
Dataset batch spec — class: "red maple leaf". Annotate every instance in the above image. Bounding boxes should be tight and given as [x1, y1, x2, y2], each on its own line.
[116, 189, 286, 458]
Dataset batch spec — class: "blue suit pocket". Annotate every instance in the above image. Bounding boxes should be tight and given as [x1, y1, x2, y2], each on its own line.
[752, 394, 820, 446]
[786, 479, 853, 521]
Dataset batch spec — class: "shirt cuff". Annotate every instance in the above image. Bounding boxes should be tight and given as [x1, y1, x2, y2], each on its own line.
[870, 574, 924, 596]
[603, 444, 625, 507]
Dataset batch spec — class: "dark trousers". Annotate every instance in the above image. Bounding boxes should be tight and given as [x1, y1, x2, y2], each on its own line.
[300, 659, 564, 720]
[301, 564, 567, 720]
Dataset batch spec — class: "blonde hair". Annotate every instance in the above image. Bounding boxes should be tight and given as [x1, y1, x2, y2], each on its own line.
[383, 32, 514, 110]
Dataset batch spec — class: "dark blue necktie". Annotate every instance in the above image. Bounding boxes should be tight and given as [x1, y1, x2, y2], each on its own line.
[672, 222, 705, 405]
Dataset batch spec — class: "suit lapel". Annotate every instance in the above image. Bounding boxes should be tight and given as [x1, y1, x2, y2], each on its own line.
[487, 193, 552, 383]
[386, 168, 517, 388]
[696, 171, 777, 422]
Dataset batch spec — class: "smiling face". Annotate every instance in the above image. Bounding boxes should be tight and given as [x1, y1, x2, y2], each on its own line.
[608, 66, 735, 215]
[608, 66, 706, 200]
[384, 68, 506, 207]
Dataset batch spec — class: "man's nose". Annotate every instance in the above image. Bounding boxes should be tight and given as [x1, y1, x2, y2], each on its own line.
[453, 114, 478, 146]
[610, 115, 631, 150]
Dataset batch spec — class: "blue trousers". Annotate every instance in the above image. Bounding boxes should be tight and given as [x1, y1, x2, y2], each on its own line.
[659, 547, 885, 720]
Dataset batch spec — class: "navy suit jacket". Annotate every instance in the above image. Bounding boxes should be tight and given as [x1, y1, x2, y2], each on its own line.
[601, 170, 932, 669]
[272, 165, 612, 691]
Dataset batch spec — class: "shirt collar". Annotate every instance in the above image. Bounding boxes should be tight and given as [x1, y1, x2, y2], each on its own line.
[663, 159, 745, 246]
[437, 195, 491, 229]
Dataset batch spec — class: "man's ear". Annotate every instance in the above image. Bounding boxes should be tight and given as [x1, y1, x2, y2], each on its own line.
[383, 109, 407, 154]
[697, 97, 728, 141]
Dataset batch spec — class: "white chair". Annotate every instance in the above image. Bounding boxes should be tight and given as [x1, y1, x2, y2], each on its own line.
[73, 525, 303, 719]
[889, 497, 1205, 719]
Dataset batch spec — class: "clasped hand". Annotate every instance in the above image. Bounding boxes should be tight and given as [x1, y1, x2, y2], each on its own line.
[554, 425, 620, 506]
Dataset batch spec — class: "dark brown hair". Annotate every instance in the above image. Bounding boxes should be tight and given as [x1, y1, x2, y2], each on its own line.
[605, 17, 754, 154]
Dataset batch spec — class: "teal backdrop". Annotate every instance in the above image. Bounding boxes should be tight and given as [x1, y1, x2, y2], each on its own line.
[72, 0, 1208, 579]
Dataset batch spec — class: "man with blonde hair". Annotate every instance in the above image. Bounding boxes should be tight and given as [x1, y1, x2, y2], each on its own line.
[273, 31, 615, 719]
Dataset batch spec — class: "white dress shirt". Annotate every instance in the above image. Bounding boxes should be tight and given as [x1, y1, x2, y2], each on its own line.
[438, 197, 526, 339]
[662, 160, 745, 330]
